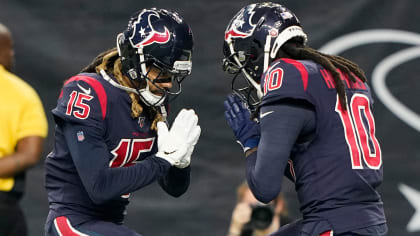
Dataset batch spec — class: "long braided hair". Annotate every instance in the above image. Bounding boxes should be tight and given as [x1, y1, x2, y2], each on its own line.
[80, 48, 163, 130]
[280, 41, 367, 110]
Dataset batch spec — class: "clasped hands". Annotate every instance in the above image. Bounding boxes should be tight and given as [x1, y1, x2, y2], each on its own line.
[156, 109, 201, 168]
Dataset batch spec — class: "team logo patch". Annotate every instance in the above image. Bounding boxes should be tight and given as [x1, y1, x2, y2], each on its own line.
[77, 131, 85, 142]
[129, 10, 171, 47]
[224, 4, 257, 40]
[138, 116, 146, 128]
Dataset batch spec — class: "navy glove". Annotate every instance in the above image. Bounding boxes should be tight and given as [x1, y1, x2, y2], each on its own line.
[224, 94, 260, 152]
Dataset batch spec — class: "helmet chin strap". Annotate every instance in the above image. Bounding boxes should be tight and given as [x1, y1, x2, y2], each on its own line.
[137, 46, 167, 106]
[263, 35, 272, 73]
[138, 83, 165, 106]
[226, 36, 264, 99]
[159, 105, 168, 124]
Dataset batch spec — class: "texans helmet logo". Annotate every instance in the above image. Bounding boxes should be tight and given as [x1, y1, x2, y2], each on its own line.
[225, 4, 257, 40]
[129, 10, 170, 48]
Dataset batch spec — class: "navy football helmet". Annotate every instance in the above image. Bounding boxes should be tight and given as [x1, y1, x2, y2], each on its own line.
[117, 8, 193, 106]
[223, 2, 307, 111]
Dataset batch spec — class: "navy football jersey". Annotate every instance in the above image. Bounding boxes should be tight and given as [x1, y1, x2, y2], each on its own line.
[260, 59, 385, 232]
[45, 72, 184, 225]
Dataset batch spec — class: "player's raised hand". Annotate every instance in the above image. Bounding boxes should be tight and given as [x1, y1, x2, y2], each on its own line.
[224, 94, 260, 152]
[156, 109, 201, 167]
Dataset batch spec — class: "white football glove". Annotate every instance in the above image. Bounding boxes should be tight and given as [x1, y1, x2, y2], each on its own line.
[156, 109, 201, 168]
[177, 124, 201, 168]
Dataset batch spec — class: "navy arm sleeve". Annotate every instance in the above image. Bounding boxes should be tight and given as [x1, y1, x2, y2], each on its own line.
[246, 100, 316, 203]
[158, 166, 191, 197]
[62, 121, 171, 205]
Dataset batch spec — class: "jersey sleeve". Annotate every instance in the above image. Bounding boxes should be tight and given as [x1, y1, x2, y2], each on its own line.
[52, 75, 107, 131]
[158, 166, 191, 197]
[260, 59, 315, 106]
[245, 99, 316, 203]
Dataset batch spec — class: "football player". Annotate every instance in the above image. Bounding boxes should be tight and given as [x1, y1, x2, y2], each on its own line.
[44, 9, 200, 236]
[222, 3, 387, 236]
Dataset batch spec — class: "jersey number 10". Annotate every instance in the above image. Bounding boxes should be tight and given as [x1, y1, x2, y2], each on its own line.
[335, 94, 382, 170]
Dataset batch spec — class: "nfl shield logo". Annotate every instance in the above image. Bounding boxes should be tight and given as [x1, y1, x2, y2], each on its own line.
[77, 131, 85, 142]
[138, 116, 146, 128]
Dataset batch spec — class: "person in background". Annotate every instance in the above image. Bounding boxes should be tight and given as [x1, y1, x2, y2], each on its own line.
[222, 2, 387, 235]
[44, 8, 200, 236]
[228, 181, 292, 236]
[0, 22, 48, 236]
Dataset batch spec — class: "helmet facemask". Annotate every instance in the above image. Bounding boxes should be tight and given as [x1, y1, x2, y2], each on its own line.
[140, 51, 192, 105]
[222, 46, 262, 112]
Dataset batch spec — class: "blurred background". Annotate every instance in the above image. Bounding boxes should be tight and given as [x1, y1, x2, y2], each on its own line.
[1, 0, 420, 235]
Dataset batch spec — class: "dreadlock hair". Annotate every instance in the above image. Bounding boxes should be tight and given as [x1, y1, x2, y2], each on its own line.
[80, 48, 163, 130]
[280, 41, 367, 110]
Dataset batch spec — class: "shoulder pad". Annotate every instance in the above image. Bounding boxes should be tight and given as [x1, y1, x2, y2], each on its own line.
[52, 74, 108, 125]
[261, 59, 314, 106]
